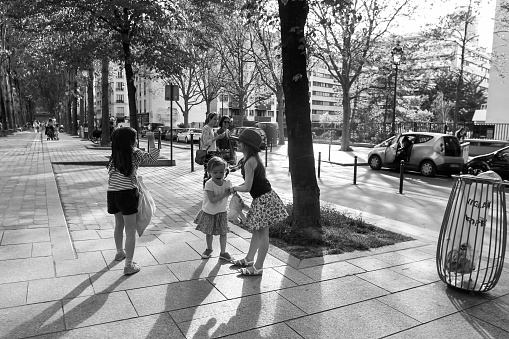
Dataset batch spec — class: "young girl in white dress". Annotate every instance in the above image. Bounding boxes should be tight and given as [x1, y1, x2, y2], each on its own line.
[194, 156, 233, 261]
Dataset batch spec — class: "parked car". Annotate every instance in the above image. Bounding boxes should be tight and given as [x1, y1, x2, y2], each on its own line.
[368, 132, 464, 177]
[464, 146, 509, 180]
[230, 127, 267, 150]
[152, 126, 172, 140]
[463, 138, 509, 156]
[164, 128, 184, 141]
[140, 123, 164, 137]
[177, 128, 202, 143]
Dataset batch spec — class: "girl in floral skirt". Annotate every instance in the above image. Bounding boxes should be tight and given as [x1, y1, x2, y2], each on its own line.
[229, 129, 288, 275]
[194, 156, 233, 261]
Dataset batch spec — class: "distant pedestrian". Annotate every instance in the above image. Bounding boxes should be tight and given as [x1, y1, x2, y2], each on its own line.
[107, 127, 160, 275]
[455, 127, 467, 143]
[194, 156, 233, 261]
[200, 112, 226, 186]
[229, 129, 288, 276]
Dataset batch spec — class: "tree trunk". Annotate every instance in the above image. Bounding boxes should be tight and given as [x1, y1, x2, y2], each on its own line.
[122, 40, 139, 132]
[72, 70, 78, 135]
[101, 57, 110, 146]
[276, 94, 285, 145]
[340, 89, 352, 151]
[87, 66, 94, 133]
[65, 69, 71, 134]
[279, 0, 320, 229]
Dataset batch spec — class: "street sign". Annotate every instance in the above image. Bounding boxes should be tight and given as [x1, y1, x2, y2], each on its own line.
[165, 84, 179, 101]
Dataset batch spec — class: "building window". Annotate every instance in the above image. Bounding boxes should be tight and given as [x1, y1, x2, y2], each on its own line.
[312, 81, 334, 88]
[221, 94, 228, 101]
[249, 110, 254, 116]
[117, 107, 124, 115]
[117, 70, 123, 78]
[268, 111, 274, 117]
[116, 82, 124, 91]
[116, 94, 124, 103]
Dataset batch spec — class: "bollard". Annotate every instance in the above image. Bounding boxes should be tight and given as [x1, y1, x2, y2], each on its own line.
[353, 156, 358, 185]
[157, 128, 161, 149]
[399, 160, 404, 194]
[190, 134, 194, 172]
[147, 133, 150, 152]
[318, 152, 321, 178]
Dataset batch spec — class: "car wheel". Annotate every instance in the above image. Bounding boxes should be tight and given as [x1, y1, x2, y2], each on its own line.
[368, 155, 382, 170]
[420, 160, 436, 177]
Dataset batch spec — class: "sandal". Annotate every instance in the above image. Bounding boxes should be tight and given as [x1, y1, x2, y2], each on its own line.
[230, 258, 254, 267]
[239, 265, 263, 276]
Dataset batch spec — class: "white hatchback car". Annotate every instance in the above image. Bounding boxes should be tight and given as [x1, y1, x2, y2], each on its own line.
[368, 132, 464, 177]
[176, 128, 202, 143]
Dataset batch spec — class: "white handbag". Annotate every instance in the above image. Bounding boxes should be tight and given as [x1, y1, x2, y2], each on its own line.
[136, 176, 156, 236]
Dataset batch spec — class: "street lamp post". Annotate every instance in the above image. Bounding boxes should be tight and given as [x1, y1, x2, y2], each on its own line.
[391, 43, 403, 136]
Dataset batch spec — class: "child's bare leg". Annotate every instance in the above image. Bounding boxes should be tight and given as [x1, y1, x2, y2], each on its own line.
[219, 234, 227, 253]
[206, 234, 213, 249]
[253, 227, 269, 269]
[123, 213, 137, 264]
[245, 230, 260, 262]
[114, 212, 125, 251]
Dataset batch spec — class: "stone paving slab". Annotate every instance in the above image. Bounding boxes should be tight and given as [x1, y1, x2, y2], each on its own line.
[286, 299, 420, 339]
[0, 256, 55, 284]
[62, 291, 138, 330]
[127, 279, 227, 316]
[0, 300, 65, 339]
[278, 275, 389, 314]
[27, 274, 94, 304]
[0, 281, 28, 309]
[386, 312, 509, 339]
[377, 282, 491, 323]
[357, 268, 424, 293]
[220, 323, 301, 339]
[31, 313, 185, 339]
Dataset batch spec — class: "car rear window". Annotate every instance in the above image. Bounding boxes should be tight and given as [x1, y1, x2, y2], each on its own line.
[416, 135, 433, 144]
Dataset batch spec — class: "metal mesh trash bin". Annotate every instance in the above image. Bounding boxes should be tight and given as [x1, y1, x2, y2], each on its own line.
[436, 174, 507, 292]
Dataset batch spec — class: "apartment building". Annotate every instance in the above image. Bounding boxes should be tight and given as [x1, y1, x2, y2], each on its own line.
[93, 64, 207, 127]
[212, 65, 342, 126]
[404, 36, 490, 91]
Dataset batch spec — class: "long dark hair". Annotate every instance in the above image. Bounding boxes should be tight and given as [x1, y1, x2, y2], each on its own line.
[241, 141, 266, 178]
[218, 116, 230, 128]
[109, 127, 136, 176]
[204, 112, 218, 125]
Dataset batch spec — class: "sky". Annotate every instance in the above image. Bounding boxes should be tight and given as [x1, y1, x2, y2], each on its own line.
[393, 0, 497, 52]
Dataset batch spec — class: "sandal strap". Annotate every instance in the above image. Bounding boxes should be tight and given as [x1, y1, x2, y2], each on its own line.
[231, 258, 253, 267]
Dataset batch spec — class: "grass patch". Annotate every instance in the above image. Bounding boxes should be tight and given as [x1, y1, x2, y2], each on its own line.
[265, 204, 414, 259]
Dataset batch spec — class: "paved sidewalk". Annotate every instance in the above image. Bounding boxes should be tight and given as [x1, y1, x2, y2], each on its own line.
[0, 131, 508, 339]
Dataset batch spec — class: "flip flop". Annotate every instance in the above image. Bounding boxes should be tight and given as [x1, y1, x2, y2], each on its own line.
[239, 266, 263, 276]
[230, 258, 254, 267]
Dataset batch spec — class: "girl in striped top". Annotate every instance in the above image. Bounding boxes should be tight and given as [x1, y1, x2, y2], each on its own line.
[107, 127, 160, 275]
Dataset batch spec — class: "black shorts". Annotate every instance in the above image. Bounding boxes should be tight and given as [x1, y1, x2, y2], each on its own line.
[107, 189, 139, 215]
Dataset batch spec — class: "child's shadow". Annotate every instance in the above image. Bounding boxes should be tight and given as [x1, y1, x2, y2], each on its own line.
[4, 265, 127, 338]
[209, 276, 262, 338]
